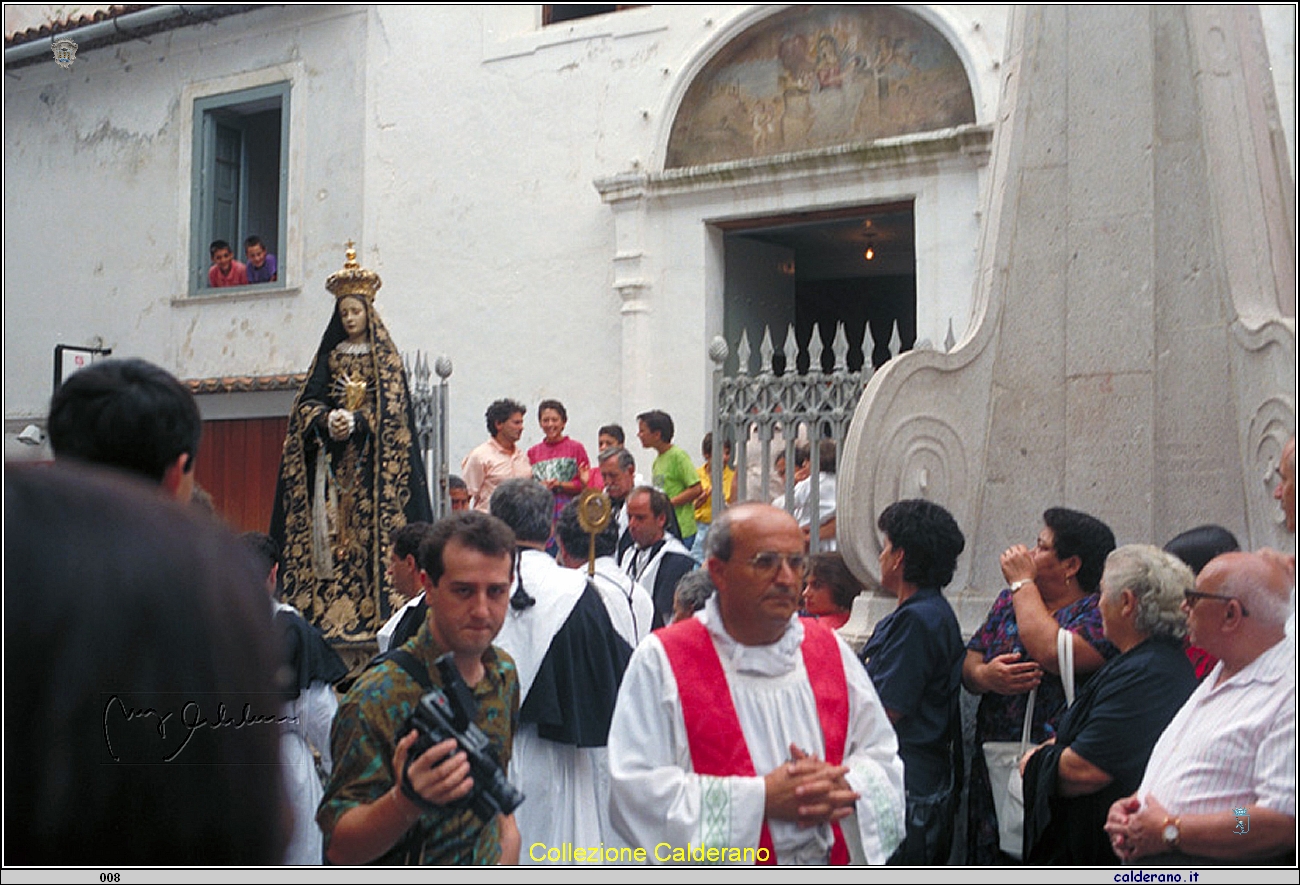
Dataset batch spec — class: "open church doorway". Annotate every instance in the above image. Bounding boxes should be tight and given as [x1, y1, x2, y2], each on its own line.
[718, 201, 916, 375]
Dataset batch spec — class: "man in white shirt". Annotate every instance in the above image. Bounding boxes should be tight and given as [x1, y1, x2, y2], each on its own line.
[1105, 550, 1295, 864]
[376, 521, 431, 653]
[607, 503, 906, 864]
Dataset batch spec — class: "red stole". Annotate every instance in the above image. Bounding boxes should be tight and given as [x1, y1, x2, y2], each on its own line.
[657, 616, 851, 865]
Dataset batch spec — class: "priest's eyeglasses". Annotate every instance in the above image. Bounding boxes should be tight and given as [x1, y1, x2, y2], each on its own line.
[1182, 589, 1250, 617]
[747, 551, 806, 576]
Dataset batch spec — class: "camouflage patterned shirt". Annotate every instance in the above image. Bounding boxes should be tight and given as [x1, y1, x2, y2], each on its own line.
[318, 622, 519, 864]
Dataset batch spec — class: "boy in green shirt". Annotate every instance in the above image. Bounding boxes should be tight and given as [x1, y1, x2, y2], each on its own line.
[636, 410, 703, 549]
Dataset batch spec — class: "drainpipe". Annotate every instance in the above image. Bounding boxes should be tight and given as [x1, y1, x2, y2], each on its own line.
[5, 5, 253, 70]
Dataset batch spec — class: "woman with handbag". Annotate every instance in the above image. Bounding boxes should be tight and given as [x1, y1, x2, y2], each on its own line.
[962, 508, 1119, 864]
[1019, 544, 1198, 864]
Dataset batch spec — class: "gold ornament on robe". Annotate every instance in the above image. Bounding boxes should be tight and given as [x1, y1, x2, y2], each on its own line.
[338, 373, 367, 411]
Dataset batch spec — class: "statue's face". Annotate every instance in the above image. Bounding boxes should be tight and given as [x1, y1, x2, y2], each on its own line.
[339, 296, 368, 340]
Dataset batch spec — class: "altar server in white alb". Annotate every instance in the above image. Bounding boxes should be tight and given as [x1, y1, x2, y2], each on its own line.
[489, 479, 639, 863]
[608, 503, 906, 864]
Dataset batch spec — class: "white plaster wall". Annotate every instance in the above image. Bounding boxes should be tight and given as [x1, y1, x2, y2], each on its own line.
[360, 4, 1009, 465]
[3, 5, 368, 418]
[0, 4, 1011, 468]
[8, 4, 1287, 476]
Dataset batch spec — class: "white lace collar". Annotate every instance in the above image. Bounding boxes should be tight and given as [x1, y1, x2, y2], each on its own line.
[335, 340, 371, 355]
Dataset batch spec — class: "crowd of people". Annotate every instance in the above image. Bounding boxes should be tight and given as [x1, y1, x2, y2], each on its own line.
[6, 350, 1295, 868]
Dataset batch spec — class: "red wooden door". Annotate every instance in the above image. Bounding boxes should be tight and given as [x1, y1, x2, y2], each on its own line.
[193, 417, 289, 533]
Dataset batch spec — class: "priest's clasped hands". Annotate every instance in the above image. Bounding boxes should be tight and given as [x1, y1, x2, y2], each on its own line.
[764, 743, 859, 828]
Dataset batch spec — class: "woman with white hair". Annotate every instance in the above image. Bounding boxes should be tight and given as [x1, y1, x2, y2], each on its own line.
[1020, 544, 1200, 864]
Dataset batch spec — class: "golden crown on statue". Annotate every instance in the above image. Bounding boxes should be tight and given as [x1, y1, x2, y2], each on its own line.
[325, 241, 382, 301]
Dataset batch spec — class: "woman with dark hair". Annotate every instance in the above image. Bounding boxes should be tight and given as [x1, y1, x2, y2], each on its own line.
[861, 499, 966, 864]
[963, 507, 1120, 864]
[5, 464, 287, 864]
[800, 551, 863, 630]
[1163, 524, 1240, 680]
[270, 245, 433, 644]
[1021, 545, 1198, 864]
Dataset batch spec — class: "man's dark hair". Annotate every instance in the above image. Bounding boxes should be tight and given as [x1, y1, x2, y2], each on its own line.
[6, 463, 287, 863]
[537, 399, 567, 423]
[816, 439, 837, 474]
[598, 446, 635, 473]
[792, 442, 812, 469]
[48, 358, 202, 485]
[417, 511, 516, 587]
[599, 424, 625, 445]
[877, 499, 965, 589]
[243, 235, 263, 250]
[636, 410, 674, 443]
[390, 521, 433, 560]
[1042, 507, 1116, 593]
[556, 499, 619, 560]
[485, 398, 526, 437]
[209, 239, 231, 257]
[240, 531, 280, 581]
[702, 432, 715, 459]
[1163, 524, 1240, 576]
[631, 485, 672, 524]
[448, 474, 468, 492]
[804, 551, 865, 609]
[489, 478, 553, 545]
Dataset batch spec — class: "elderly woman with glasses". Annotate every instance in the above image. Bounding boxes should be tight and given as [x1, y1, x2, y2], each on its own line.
[1019, 544, 1199, 864]
[962, 507, 1120, 864]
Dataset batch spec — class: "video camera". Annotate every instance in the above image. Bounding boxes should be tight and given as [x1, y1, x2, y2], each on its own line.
[400, 653, 524, 823]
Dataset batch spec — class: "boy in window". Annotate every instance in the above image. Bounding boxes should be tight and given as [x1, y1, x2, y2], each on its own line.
[244, 235, 278, 283]
[208, 240, 248, 287]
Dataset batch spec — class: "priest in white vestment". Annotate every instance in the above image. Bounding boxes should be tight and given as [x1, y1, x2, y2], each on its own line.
[490, 479, 640, 864]
[608, 503, 906, 864]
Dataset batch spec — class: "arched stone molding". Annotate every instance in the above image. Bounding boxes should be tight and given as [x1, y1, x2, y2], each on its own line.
[650, 4, 999, 172]
[838, 5, 1296, 638]
[594, 6, 1000, 444]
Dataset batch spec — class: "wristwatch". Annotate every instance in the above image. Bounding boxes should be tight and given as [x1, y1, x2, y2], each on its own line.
[1162, 816, 1181, 850]
[1009, 578, 1034, 594]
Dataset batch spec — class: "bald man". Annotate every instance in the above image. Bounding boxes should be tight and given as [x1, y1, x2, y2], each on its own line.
[607, 503, 905, 864]
[1104, 551, 1295, 864]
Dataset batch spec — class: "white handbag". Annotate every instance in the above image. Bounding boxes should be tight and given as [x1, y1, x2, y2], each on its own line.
[982, 628, 1074, 860]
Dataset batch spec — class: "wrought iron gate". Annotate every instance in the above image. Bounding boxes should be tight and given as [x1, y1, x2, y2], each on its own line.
[404, 351, 453, 520]
[710, 323, 874, 553]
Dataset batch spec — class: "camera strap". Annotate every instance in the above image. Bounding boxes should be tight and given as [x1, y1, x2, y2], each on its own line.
[370, 649, 446, 818]
[371, 648, 434, 689]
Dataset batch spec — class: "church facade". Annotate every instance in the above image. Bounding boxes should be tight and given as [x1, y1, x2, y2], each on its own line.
[5, 6, 1295, 558]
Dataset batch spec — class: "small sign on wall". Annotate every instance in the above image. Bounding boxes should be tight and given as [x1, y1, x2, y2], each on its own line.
[53, 344, 112, 392]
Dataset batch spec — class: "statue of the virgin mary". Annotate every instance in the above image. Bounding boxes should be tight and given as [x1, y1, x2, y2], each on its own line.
[270, 244, 433, 644]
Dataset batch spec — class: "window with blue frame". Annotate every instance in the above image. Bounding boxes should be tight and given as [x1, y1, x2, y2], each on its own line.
[190, 82, 289, 294]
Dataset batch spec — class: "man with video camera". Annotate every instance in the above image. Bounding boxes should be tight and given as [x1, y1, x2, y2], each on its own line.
[319, 511, 522, 865]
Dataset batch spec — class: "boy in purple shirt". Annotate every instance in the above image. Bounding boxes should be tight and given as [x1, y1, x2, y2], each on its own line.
[244, 235, 278, 284]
